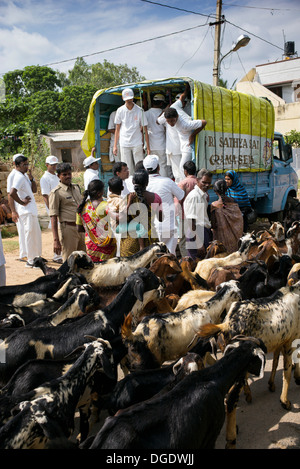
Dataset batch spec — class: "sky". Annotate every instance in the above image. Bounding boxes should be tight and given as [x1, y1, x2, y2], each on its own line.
[0, 0, 300, 88]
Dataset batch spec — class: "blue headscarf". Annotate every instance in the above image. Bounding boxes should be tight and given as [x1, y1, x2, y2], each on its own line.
[225, 170, 251, 209]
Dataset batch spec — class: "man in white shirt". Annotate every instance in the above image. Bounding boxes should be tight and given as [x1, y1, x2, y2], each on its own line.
[7, 154, 27, 262]
[145, 94, 168, 177]
[83, 155, 101, 190]
[40, 155, 62, 263]
[183, 168, 212, 259]
[108, 110, 120, 162]
[158, 107, 206, 182]
[9, 155, 42, 268]
[114, 88, 150, 174]
[143, 154, 184, 255]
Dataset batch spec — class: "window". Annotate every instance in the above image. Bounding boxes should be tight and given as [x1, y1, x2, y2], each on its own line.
[61, 148, 72, 163]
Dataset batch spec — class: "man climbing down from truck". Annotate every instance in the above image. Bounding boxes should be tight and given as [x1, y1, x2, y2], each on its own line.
[157, 107, 206, 182]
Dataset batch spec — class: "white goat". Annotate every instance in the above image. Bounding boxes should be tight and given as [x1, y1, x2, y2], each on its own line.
[122, 280, 242, 369]
[198, 280, 300, 411]
[68, 243, 168, 287]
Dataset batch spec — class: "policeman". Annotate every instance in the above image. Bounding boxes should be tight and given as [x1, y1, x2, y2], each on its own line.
[49, 162, 86, 261]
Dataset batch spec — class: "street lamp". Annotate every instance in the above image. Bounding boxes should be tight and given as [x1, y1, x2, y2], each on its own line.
[216, 34, 251, 86]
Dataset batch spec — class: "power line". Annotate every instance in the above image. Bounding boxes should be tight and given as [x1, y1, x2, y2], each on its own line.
[32, 23, 209, 69]
[223, 3, 300, 12]
[139, 0, 217, 19]
[225, 18, 284, 51]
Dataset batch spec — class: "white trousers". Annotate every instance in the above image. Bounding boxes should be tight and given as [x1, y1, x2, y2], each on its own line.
[120, 145, 145, 174]
[19, 213, 42, 264]
[16, 217, 27, 259]
[168, 152, 192, 182]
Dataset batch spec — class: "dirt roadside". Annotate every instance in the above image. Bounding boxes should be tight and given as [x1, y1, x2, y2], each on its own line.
[1, 223, 300, 449]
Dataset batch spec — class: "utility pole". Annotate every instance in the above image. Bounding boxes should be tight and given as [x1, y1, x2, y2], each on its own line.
[212, 0, 223, 86]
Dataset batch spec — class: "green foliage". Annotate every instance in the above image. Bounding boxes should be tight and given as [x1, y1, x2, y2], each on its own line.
[0, 58, 145, 162]
[58, 84, 97, 129]
[284, 130, 300, 148]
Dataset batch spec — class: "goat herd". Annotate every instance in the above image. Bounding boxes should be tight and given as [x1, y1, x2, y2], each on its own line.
[0, 221, 299, 450]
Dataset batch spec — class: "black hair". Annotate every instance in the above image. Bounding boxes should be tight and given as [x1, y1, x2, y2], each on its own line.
[183, 160, 196, 175]
[108, 176, 123, 194]
[113, 161, 128, 176]
[56, 162, 72, 175]
[213, 179, 228, 207]
[15, 155, 28, 166]
[77, 179, 105, 214]
[132, 169, 149, 207]
[164, 108, 178, 119]
[134, 160, 145, 171]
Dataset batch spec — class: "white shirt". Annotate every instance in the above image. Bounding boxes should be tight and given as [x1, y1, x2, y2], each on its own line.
[115, 103, 148, 147]
[84, 168, 100, 190]
[144, 107, 166, 151]
[7, 169, 16, 193]
[157, 115, 180, 156]
[108, 111, 117, 147]
[146, 173, 184, 234]
[184, 185, 211, 228]
[158, 111, 203, 154]
[40, 171, 60, 196]
[11, 170, 38, 216]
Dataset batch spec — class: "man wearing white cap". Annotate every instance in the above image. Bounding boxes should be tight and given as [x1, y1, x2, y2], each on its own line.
[143, 154, 184, 255]
[145, 94, 168, 177]
[7, 154, 27, 262]
[9, 154, 42, 268]
[83, 155, 101, 190]
[40, 155, 62, 263]
[113, 88, 150, 174]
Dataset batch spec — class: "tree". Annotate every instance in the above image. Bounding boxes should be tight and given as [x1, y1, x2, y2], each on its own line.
[58, 84, 97, 129]
[285, 130, 300, 148]
[3, 66, 61, 98]
[26, 90, 60, 132]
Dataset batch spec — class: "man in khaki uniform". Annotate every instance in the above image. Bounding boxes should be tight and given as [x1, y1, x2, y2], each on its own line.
[49, 162, 85, 261]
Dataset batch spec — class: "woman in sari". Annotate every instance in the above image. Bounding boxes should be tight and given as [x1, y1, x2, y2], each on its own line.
[224, 170, 252, 232]
[76, 179, 116, 262]
[210, 179, 243, 253]
[113, 169, 163, 257]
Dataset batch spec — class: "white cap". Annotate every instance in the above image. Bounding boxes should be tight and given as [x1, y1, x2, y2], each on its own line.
[143, 154, 159, 171]
[122, 88, 134, 101]
[153, 94, 165, 101]
[45, 155, 59, 165]
[83, 156, 101, 168]
[13, 153, 24, 161]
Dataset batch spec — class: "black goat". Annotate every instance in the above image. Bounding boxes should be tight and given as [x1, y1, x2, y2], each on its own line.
[0, 268, 164, 385]
[87, 336, 266, 450]
[0, 339, 114, 449]
[103, 352, 204, 415]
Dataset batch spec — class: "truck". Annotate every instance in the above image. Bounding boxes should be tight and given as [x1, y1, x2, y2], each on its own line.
[81, 77, 299, 225]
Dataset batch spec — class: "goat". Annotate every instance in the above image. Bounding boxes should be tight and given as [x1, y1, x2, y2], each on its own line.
[122, 280, 242, 370]
[0, 274, 87, 326]
[103, 352, 204, 416]
[68, 242, 168, 287]
[0, 268, 86, 307]
[255, 255, 293, 296]
[86, 336, 266, 450]
[32, 257, 57, 275]
[287, 262, 300, 286]
[198, 280, 300, 410]
[174, 290, 215, 312]
[0, 268, 165, 385]
[0, 339, 114, 449]
[204, 240, 228, 259]
[0, 284, 100, 340]
[184, 233, 257, 288]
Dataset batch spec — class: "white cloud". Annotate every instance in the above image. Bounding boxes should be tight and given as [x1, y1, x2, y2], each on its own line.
[0, 0, 299, 89]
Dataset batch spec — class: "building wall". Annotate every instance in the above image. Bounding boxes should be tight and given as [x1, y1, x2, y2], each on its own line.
[41, 133, 86, 170]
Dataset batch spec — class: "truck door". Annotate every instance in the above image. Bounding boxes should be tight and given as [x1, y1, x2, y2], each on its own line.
[272, 134, 294, 212]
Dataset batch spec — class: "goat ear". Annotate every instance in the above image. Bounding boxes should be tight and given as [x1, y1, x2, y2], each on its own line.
[100, 353, 116, 380]
[133, 279, 144, 302]
[172, 358, 183, 375]
[253, 348, 266, 379]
